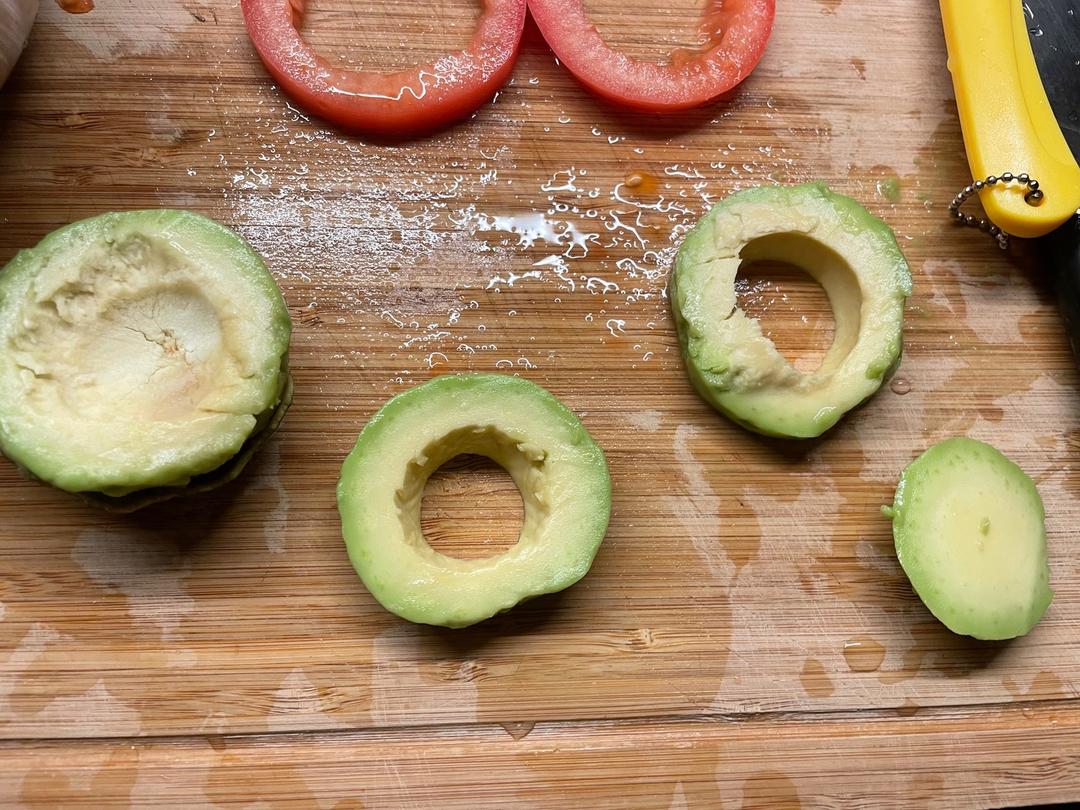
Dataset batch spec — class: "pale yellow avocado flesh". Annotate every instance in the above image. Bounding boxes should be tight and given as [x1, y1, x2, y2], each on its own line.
[670, 183, 911, 438]
[337, 374, 611, 629]
[0, 210, 292, 497]
[887, 438, 1052, 640]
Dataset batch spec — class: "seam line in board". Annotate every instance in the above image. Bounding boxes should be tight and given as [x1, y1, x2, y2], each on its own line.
[2, 696, 1079, 747]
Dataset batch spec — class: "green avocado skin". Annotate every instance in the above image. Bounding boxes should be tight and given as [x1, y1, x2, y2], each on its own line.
[337, 374, 612, 629]
[887, 437, 1053, 641]
[669, 183, 912, 439]
[0, 210, 292, 499]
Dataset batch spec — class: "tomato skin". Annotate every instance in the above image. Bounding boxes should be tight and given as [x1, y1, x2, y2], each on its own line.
[241, 0, 527, 136]
[527, 0, 775, 112]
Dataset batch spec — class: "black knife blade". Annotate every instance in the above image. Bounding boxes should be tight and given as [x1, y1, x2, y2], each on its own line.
[1025, 0, 1080, 366]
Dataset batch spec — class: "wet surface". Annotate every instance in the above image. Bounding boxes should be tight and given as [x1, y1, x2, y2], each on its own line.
[580, 0, 715, 62]
[55, 0, 94, 13]
[842, 636, 886, 673]
[799, 658, 835, 698]
[297, 0, 482, 72]
[741, 770, 802, 809]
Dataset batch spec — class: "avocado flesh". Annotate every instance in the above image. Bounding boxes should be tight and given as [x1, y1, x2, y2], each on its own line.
[887, 438, 1053, 641]
[80, 367, 293, 513]
[670, 183, 911, 438]
[0, 210, 292, 498]
[337, 374, 611, 629]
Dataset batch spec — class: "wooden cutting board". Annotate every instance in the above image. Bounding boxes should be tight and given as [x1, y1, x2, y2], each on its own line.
[1, 0, 1079, 806]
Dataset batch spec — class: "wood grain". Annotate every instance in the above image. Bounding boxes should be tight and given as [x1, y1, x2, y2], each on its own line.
[1, 0, 1079, 806]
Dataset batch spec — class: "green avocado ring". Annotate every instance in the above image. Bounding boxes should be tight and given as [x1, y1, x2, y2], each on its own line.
[337, 374, 612, 629]
[670, 183, 912, 438]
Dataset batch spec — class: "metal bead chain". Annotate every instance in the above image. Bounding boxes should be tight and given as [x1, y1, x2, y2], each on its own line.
[948, 172, 1043, 249]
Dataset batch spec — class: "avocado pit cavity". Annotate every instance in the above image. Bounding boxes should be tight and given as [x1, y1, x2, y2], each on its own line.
[11, 234, 250, 438]
[725, 231, 863, 391]
[0, 210, 292, 502]
[397, 425, 551, 560]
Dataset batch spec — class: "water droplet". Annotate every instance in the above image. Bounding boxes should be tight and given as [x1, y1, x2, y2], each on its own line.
[896, 699, 920, 717]
[800, 658, 834, 698]
[842, 637, 886, 672]
[606, 318, 626, 337]
[890, 377, 912, 395]
[500, 721, 536, 740]
[206, 734, 227, 752]
[1030, 26, 1044, 36]
[57, 0, 95, 13]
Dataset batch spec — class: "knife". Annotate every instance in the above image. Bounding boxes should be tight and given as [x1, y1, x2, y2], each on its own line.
[939, 0, 1080, 361]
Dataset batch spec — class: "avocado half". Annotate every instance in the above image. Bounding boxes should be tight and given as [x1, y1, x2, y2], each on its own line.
[337, 374, 612, 629]
[0, 210, 292, 506]
[885, 438, 1053, 640]
[670, 183, 912, 438]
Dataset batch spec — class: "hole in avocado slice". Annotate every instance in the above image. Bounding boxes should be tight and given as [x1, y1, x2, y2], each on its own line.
[670, 183, 910, 439]
[735, 256, 835, 373]
[394, 424, 550, 562]
[736, 231, 864, 379]
[421, 454, 525, 560]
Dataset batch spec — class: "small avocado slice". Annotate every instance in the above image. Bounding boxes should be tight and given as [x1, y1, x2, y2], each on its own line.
[337, 374, 611, 629]
[670, 183, 911, 438]
[0, 210, 292, 503]
[885, 438, 1053, 641]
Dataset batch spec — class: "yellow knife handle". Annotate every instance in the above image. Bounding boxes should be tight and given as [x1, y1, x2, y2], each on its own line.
[940, 0, 1080, 239]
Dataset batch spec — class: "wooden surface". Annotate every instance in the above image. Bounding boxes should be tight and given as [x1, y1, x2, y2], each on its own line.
[1, 0, 1079, 806]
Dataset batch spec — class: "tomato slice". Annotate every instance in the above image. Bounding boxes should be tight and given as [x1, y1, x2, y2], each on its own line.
[241, 0, 527, 135]
[527, 0, 775, 112]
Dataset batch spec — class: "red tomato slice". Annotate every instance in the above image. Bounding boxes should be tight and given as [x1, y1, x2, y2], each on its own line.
[241, 0, 527, 136]
[527, 0, 775, 112]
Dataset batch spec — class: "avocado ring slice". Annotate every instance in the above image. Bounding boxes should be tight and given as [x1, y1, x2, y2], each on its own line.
[670, 183, 912, 438]
[0, 210, 292, 502]
[337, 374, 612, 629]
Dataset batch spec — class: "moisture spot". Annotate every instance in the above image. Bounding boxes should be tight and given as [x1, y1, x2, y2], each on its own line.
[500, 720, 536, 740]
[890, 377, 911, 395]
[742, 771, 802, 809]
[57, 0, 95, 12]
[842, 637, 886, 672]
[800, 657, 834, 698]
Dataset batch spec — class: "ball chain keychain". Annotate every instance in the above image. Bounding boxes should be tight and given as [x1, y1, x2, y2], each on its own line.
[949, 173, 1044, 249]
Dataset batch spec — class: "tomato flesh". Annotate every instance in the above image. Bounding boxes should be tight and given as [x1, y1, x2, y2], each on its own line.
[527, 0, 775, 111]
[242, 0, 527, 136]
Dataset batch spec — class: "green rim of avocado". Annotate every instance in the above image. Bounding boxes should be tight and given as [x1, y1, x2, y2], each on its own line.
[0, 210, 292, 501]
[885, 437, 1053, 641]
[669, 183, 912, 438]
[337, 374, 612, 629]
